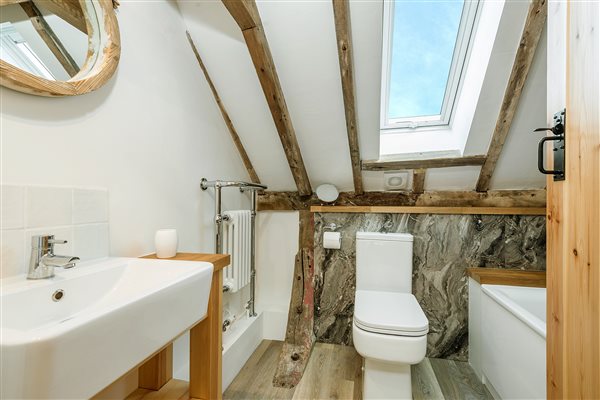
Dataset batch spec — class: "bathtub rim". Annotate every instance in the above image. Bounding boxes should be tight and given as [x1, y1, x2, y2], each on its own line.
[481, 284, 546, 339]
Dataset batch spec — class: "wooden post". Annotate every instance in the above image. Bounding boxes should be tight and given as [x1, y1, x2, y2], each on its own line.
[138, 345, 173, 390]
[412, 169, 426, 194]
[189, 268, 223, 400]
[273, 211, 315, 388]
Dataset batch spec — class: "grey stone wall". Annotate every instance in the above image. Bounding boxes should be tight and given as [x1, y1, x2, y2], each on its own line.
[313, 213, 546, 361]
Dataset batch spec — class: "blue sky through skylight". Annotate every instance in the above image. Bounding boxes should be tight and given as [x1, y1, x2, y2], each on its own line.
[388, 0, 464, 119]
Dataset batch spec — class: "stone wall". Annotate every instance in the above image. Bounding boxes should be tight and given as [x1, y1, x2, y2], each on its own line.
[313, 213, 546, 361]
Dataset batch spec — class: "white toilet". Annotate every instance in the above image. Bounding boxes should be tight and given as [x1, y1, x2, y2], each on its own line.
[353, 232, 429, 400]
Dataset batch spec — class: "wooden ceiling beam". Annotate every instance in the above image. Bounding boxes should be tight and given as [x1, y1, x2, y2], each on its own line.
[332, 0, 363, 194]
[221, 0, 260, 30]
[20, 1, 79, 77]
[476, 0, 547, 192]
[186, 31, 261, 184]
[222, 0, 312, 196]
[361, 155, 486, 171]
[257, 189, 546, 211]
[1, 0, 89, 33]
[42, 0, 87, 33]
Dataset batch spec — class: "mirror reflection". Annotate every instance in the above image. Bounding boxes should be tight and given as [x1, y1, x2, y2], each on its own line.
[0, 0, 92, 81]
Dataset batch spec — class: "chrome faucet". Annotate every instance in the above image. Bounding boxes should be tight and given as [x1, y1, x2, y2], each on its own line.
[27, 235, 80, 279]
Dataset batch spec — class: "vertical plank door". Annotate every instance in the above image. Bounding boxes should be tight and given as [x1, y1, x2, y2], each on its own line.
[546, 1, 600, 398]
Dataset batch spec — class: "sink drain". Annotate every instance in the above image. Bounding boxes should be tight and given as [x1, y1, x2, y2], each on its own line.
[52, 289, 65, 302]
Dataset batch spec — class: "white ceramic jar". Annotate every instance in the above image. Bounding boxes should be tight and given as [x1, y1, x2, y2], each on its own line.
[155, 229, 178, 258]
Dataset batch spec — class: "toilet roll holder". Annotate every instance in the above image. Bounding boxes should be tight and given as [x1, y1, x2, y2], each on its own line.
[323, 222, 339, 232]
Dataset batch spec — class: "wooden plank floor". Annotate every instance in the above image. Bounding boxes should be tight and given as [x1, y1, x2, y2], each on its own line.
[127, 340, 492, 400]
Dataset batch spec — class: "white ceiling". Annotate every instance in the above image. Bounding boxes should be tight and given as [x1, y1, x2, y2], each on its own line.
[177, 0, 547, 192]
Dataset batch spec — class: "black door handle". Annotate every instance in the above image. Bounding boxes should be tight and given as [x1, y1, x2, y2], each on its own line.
[538, 135, 565, 176]
[535, 109, 566, 181]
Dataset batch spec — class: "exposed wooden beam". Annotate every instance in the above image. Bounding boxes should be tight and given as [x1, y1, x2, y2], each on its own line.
[39, 0, 87, 33]
[257, 189, 546, 211]
[332, 0, 363, 194]
[186, 31, 261, 184]
[20, 1, 79, 77]
[311, 206, 546, 216]
[412, 169, 426, 194]
[222, 0, 312, 196]
[221, 0, 260, 30]
[361, 155, 487, 171]
[476, 0, 547, 192]
[2, 0, 88, 33]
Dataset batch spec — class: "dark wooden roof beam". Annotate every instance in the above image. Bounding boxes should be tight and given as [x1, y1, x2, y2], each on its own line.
[222, 0, 312, 195]
[476, 0, 547, 192]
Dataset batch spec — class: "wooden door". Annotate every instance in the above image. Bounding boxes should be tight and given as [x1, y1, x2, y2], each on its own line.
[546, 1, 599, 398]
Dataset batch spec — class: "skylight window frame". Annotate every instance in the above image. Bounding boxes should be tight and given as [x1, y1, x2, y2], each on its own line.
[380, 0, 481, 132]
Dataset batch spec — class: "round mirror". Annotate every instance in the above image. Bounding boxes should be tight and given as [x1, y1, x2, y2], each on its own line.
[0, 0, 119, 96]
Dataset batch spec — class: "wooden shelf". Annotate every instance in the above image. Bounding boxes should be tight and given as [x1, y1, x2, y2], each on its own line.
[467, 267, 546, 288]
[310, 206, 546, 216]
[141, 252, 230, 271]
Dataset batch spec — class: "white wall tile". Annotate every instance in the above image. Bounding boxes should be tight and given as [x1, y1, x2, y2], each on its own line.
[3, 186, 109, 278]
[1, 185, 24, 229]
[24, 227, 74, 261]
[25, 187, 72, 228]
[73, 224, 109, 261]
[1, 229, 25, 278]
[73, 189, 108, 224]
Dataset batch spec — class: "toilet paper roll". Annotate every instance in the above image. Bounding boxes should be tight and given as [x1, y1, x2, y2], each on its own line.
[323, 231, 341, 249]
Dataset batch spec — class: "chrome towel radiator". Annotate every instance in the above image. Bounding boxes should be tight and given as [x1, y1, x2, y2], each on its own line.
[200, 178, 267, 317]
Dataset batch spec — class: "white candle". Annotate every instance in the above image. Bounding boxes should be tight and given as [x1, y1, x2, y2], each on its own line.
[155, 229, 178, 258]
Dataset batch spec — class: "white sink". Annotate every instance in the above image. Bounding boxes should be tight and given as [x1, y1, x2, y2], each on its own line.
[1, 257, 213, 399]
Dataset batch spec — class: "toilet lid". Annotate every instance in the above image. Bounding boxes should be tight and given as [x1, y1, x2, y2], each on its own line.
[354, 290, 429, 336]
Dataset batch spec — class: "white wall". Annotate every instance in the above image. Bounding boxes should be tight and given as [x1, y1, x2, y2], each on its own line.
[256, 211, 298, 340]
[1, 1, 251, 261]
[1, 1, 255, 384]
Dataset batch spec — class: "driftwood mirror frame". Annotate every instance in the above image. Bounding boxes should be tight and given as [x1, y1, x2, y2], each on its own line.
[0, 0, 120, 97]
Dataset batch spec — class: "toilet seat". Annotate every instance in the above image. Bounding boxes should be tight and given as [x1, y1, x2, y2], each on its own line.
[354, 290, 429, 337]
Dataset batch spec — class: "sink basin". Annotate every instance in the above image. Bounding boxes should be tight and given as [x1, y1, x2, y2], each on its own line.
[1, 257, 213, 399]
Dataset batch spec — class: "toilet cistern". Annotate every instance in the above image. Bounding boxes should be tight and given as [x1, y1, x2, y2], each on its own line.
[27, 235, 79, 279]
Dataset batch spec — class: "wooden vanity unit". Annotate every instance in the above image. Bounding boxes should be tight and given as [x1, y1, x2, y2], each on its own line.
[139, 253, 229, 400]
[95, 253, 230, 400]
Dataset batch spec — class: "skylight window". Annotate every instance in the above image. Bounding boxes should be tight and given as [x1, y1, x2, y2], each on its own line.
[381, 0, 480, 130]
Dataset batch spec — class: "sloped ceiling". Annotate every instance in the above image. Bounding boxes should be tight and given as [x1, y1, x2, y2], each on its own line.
[178, 0, 547, 192]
